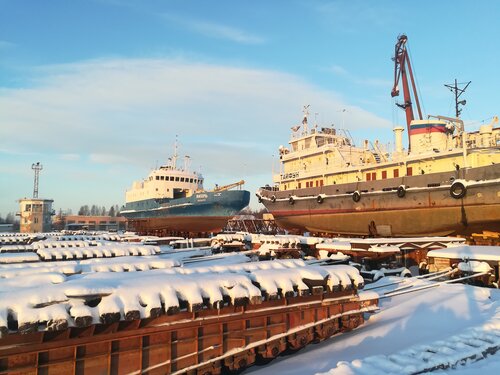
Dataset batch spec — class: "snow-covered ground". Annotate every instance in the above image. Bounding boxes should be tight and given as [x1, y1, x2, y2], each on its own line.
[1, 234, 499, 374]
[247, 279, 500, 374]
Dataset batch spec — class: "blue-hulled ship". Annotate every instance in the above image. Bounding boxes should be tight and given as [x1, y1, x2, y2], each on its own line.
[121, 142, 250, 234]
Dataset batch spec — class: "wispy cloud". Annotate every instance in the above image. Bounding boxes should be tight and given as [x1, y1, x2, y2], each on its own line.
[162, 13, 265, 44]
[59, 153, 81, 161]
[313, 1, 400, 33]
[327, 64, 392, 88]
[0, 40, 14, 49]
[0, 57, 391, 213]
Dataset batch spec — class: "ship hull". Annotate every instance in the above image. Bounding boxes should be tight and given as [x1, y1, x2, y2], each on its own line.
[259, 164, 500, 237]
[122, 190, 250, 233]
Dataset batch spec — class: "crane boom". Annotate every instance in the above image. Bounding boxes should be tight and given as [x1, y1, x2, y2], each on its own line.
[213, 180, 245, 192]
[391, 34, 423, 145]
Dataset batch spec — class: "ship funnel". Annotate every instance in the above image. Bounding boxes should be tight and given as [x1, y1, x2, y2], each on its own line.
[393, 126, 405, 154]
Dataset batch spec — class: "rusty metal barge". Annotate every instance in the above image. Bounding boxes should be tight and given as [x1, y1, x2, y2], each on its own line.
[0, 257, 377, 374]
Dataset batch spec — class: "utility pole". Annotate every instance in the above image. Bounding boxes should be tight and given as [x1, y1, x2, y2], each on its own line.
[444, 79, 471, 118]
[31, 162, 43, 198]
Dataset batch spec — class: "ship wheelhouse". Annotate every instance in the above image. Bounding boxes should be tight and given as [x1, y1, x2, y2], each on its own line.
[125, 143, 204, 204]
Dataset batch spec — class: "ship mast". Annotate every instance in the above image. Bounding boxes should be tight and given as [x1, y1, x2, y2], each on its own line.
[171, 136, 179, 169]
[302, 105, 310, 135]
[391, 34, 423, 149]
[444, 79, 471, 120]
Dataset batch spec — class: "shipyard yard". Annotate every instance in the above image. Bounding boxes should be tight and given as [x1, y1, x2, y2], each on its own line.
[0, 231, 500, 374]
[2, 1, 500, 374]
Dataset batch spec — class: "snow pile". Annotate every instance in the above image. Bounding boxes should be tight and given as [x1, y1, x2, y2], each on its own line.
[0, 262, 363, 336]
[57, 234, 122, 241]
[249, 281, 500, 375]
[0, 244, 36, 253]
[36, 244, 160, 260]
[317, 242, 352, 252]
[458, 261, 492, 273]
[428, 245, 500, 261]
[0, 252, 40, 264]
[0, 256, 180, 278]
[318, 250, 350, 261]
[211, 233, 251, 246]
[321, 300, 500, 375]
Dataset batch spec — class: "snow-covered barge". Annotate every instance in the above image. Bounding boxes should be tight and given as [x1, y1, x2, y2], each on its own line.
[0, 258, 377, 374]
[426, 244, 500, 287]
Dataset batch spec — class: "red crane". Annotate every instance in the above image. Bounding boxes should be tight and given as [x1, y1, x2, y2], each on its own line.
[391, 34, 423, 140]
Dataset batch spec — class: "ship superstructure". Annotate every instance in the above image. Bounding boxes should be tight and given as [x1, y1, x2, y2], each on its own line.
[257, 35, 500, 237]
[124, 142, 204, 211]
[270, 107, 499, 192]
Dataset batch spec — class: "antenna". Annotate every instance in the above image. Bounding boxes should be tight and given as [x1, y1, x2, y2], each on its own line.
[444, 79, 471, 119]
[31, 162, 43, 198]
[302, 105, 310, 134]
[171, 135, 179, 169]
[337, 108, 348, 128]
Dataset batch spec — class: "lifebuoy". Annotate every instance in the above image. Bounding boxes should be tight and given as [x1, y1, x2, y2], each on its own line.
[289, 196, 295, 205]
[450, 181, 466, 199]
[352, 191, 361, 202]
[316, 195, 324, 204]
[271, 195, 276, 203]
[397, 185, 406, 198]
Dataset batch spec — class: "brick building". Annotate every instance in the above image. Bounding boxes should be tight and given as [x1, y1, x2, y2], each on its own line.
[64, 215, 127, 231]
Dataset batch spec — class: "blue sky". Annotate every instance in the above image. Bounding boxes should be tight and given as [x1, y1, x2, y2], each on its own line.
[1, 0, 499, 216]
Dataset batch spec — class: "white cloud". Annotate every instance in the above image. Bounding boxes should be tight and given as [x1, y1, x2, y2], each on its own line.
[89, 153, 129, 164]
[162, 13, 265, 44]
[0, 57, 392, 213]
[0, 40, 14, 49]
[59, 153, 81, 161]
[313, 1, 400, 33]
[327, 64, 392, 88]
[330, 65, 348, 76]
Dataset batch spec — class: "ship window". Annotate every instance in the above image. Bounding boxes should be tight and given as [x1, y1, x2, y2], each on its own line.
[160, 176, 165, 180]
[366, 173, 371, 181]
[315, 181, 319, 187]
[169, 176, 174, 181]
[180, 178, 185, 182]
[298, 182, 301, 188]
[406, 167, 413, 176]
[371, 172, 376, 180]
[156, 176, 160, 180]
[320, 180, 324, 186]
[382, 171, 387, 179]
[25, 204, 32, 212]
[393, 169, 399, 178]
[190, 178, 193, 183]
[175, 177, 180, 182]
